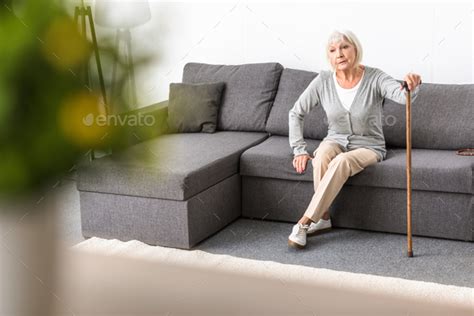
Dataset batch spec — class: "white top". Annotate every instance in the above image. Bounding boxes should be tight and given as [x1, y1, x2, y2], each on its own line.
[332, 70, 365, 111]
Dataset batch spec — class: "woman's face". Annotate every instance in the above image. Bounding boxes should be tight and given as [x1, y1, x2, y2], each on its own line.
[328, 39, 357, 71]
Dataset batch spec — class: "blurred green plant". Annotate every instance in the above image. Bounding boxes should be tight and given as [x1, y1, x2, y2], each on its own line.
[0, 0, 143, 201]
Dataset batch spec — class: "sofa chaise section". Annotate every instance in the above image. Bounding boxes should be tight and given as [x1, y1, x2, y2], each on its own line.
[78, 131, 269, 249]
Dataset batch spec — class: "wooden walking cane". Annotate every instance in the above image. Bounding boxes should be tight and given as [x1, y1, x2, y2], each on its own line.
[402, 80, 419, 258]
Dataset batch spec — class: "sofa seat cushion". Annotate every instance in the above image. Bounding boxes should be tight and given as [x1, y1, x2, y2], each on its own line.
[78, 131, 269, 200]
[239, 136, 473, 194]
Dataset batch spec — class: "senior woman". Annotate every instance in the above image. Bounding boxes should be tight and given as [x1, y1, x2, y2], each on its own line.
[288, 29, 422, 249]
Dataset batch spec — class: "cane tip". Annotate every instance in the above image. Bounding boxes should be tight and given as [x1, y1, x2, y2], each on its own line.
[408, 250, 414, 257]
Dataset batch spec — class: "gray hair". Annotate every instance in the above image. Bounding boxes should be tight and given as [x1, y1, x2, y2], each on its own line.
[326, 29, 363, 70]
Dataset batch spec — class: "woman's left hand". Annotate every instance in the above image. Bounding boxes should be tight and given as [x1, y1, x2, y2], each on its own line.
[401, 73, 422, 91]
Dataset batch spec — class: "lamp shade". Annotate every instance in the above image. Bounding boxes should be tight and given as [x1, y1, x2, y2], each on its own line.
[94, 0, 151, 29]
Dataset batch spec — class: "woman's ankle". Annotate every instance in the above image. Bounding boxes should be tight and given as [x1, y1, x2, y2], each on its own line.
[298, 216, 313, 225]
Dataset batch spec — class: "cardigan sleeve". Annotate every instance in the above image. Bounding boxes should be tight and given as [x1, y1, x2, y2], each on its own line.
[288, 75, 322, 157]
[376, 69, 420, 104]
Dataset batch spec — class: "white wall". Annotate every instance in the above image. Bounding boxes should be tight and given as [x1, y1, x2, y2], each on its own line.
[84, 0, 474, 107]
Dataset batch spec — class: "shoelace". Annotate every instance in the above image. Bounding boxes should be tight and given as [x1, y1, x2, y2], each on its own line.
[296, 224, 309, 237]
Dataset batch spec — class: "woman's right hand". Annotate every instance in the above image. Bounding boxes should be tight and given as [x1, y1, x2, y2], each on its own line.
[293, 154, 312, 174]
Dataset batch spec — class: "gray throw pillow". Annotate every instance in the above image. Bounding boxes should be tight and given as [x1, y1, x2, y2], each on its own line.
[167, 82, 225, 133]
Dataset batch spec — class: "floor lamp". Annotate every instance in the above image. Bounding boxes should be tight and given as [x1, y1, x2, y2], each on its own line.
[74, 0, 108, 161]
[94, 0, 151, 112]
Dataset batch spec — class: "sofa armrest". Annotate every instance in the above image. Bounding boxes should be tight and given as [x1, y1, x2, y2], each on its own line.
[112, 100, 169, 149]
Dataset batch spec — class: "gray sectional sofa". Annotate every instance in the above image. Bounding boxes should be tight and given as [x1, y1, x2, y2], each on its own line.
[77, 62, 474, 249]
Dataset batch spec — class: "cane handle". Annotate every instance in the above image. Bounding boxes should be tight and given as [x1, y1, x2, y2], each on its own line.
[403, 80, 422, 92]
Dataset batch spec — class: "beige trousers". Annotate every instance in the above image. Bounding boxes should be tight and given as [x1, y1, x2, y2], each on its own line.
[303, 140, 379, 222]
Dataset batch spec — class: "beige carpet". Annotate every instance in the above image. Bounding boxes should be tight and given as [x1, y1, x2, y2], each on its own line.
[59, 237, 474, 315]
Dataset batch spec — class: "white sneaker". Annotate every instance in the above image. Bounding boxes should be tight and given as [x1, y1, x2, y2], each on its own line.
[307, 218, 332, 236]
[288, 223, 310, 249]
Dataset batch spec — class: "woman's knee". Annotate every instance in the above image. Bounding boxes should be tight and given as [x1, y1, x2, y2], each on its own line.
[328, 153, 351, 167]
[329, 150, 376, 177]
[327, 153, 354, 176]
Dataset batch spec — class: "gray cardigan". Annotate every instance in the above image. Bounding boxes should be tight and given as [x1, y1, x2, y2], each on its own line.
[288, 65, 420, 162]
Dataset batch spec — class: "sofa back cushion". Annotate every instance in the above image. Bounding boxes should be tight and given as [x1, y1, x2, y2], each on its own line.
[265, 68, 328, 140]
[182, 62, 283, 132]
[167, 82, 225, 133]
[383, 83, 474, 149]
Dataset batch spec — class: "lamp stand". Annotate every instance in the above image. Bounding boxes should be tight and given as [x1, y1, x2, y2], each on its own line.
[74, 0, 108, 113]
[74, 0, 109, 160]
[110, 28, 138, 110]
